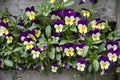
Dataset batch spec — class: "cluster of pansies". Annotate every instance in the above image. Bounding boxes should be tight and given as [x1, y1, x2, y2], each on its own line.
[0, 0, 120, 76]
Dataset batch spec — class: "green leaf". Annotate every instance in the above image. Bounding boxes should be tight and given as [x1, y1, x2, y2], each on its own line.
[82, 46, 89, 57]
[13, 47, 23, 52]
[56, 54, 61, 61]
[45, 25, 51, 38]
[4, 59, 13, 67]
[28, 24, 39, 30]
[64, 0, 75, 7]
[70, 26, 77, 32]
[49, 48, 55, 59]
[88, 65, 92, 72]
[93, 60, 99, 72]
[59, 40, 68, 45]
[92, 40, 102, 44]
[72, 61, 77, 69]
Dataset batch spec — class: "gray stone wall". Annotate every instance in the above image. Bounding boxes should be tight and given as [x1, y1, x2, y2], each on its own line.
[0, 0, 119, 80]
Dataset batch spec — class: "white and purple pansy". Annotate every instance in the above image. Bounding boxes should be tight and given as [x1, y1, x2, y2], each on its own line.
[54, 44, 62, 52]
[79, 0, 86, 4]
[54, 20, 64, 33]
[52, 33, 61, 42]
[31, 48, 41, 59]
[77, 20, 89, 34]
[19, 30, 30, 41]
[77, 58, 87, 71]
[50, 10, 63, 20]
[106, 41, 119, 51]
[5, 33, 13, 44]
[25, 6, 36, 20]
[41, 45, 48, 51]
[74, 12, 81, 25]
[99, 56, 110, 70]
[89, 29, 101, 41]
[97, 20, 106, 30]
[51, 64, 58, 73]
[23, 38, 34, 50]
[31, 28, 41, 38]
[0, 22, 9, 36]
[81, 8, 90, 17]
[75, 43, 86, 55]
[62, 43, 75, 57]
[91, 18, 101, 29]
[107, 49, 118, 62]
[64, 9, 76, 25]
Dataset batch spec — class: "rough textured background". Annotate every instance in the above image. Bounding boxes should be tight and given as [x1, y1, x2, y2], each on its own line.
[0, 0, 119, 80]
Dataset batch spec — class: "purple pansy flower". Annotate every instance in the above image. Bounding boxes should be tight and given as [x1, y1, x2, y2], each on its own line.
[79, 0, 86, 4]
[5, 33, 13, 44]
[41, 45, 48, 51]
[74, 12, 81, 25]
[90, 0, 97, 4]
[52, 33, 60, 42]
[106, 41, 119, 51]
[107, 49, 118, 62]
[75, 43, 86, 55]
[62, 43, 75, 57]
[50, 10, 63, 20]
[81, 8, 90, 17]
[64, 9, 75, 25]
[0, 22, 9, 36]
[16, 67, 22, 71]
[25, 6, 36, 20]
[99, 56, 110, 70]
[77, 58, 87, 71]
[31, 48, 41, 59]
[89, 29, 101, 41]
[54, 44, 62, 52]
[77, 20, 89, 34]
[51, 63, 58, 73]
[54, 20, 64, 33]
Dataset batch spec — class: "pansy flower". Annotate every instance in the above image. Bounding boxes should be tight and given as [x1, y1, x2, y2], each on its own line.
[25, 6, 36, 20]
[97, 20, 106, 30]
[64, 9, 75, 25]
[99, 56, 110, 70]
[54, 20, 64, 33]
[50, 10, 63, 20]
[79, 0, 86, 4]
[80, 34, 86, 40]
[5, 33, 13, 44]
[0, 60, 3, 67]
[77, 58, 87, 71]
[77, 20, 89, 34]
[51, 64, 58, 73]
[0, 22, 9, 36]
[41, 45, 48, 51]
[16, 67, 22, 71]
[62, 43, 75, 57]
[23, 38, 34, 50]
[81, 8, 90, 17]
[89, 29, 101, 41]
[32, 29, 41, 38]
[106, 41, 119, 51]
[19, 30, 30, 41]
[2, 17, 9, 23]
[18, 20, 24, 28]
[63, 0, 68, 3]
[91, 18, 101, 28]
[74, 12, 81, 25]
[75, 44, 86, 55]
[35, 65, 44, 71]
[31, 48, 41, 59]
[90, 0, 97, 4]
[107, 49, 117, 62]
[50, 0, 55, 4]
[52, 33, 61, 42]
[54, 44, 62, 52]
